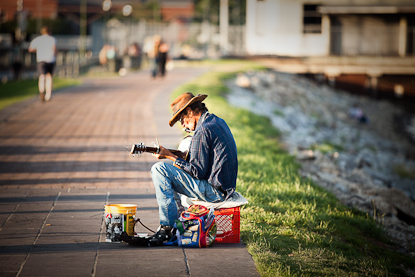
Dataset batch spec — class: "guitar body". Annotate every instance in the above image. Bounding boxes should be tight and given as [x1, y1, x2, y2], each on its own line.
[177, 135, 192, 160]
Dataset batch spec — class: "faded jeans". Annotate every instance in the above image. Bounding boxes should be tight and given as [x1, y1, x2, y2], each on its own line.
[151, 162, 225, 227]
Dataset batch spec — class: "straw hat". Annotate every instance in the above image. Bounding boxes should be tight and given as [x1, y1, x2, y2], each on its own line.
[169, 92, 207, 127]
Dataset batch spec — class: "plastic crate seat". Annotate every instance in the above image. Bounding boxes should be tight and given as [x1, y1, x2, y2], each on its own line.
[214, 206, 240, 243]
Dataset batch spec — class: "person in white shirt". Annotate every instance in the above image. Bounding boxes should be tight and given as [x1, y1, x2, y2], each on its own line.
[29, 26, 57, 101]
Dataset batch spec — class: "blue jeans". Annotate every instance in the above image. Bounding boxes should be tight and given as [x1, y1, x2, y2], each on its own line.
[151, 162, 225, 227]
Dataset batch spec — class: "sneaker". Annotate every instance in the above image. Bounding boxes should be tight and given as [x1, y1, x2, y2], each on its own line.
[148, 225, 172, 246]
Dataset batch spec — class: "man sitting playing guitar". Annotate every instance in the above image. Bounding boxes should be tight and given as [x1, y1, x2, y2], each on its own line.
[148, 92, 238, 246]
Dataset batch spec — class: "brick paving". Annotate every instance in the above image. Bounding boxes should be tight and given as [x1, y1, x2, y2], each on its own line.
[0, 68, 259, 277]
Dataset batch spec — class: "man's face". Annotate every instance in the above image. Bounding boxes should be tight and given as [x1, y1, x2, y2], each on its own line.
[180, 108, 197, 131]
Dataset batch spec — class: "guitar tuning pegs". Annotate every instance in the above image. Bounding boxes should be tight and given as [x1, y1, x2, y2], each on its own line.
[139, 142, 145, 156]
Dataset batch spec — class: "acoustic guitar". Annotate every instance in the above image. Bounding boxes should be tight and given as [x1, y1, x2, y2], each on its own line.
[130, 136, 192, 160]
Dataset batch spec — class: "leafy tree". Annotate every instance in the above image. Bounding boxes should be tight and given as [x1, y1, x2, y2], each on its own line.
[193, 0, 245, 25]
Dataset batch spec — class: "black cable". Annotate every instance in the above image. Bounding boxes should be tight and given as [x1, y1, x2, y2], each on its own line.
[134, 218, 156, 233]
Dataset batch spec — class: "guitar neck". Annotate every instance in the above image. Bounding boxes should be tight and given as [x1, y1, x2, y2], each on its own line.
[143, 146, 183, 156]
[130, 143, 183, 156]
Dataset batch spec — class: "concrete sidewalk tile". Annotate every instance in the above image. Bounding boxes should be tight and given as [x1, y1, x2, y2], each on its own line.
[95, 248, 189, 276]
[0, 254, 28, 277]
[19, 252, 97, 277]
[46, 214, 102, 226]
[3, 213, 50, 229]
[185, 244, 259, 276]
[2, 201, 57, 229]
[57, 194, 108, 203]
[55, 197, 105, 208]
[0, 228, 39, 251]
[33, 236, 100, 252]
[0, 203, 22, 223]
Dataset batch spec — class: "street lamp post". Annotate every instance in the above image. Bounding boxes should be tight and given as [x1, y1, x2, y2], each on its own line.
[80, 0, 87, 62]
[123, 4, 133, 49]
[102, 0, 112, 45]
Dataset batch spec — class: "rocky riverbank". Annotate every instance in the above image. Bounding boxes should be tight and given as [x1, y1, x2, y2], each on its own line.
[227, 69, 415, 256]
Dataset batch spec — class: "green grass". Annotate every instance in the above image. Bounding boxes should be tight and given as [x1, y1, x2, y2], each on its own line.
[0, 78, 81, 110]
[310, 142, 344, 154]
[172, 60, 414, 276]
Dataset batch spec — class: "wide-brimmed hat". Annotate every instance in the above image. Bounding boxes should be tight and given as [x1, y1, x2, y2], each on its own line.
[169, 92, 207, 127]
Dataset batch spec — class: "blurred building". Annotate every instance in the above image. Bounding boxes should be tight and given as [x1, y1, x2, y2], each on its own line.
[0, 0, 194, 25]
[246, 0, 415, 57]
[160, 0, 194, 22]
[246, 0, 415, 98]
[0, 0, 58, 21]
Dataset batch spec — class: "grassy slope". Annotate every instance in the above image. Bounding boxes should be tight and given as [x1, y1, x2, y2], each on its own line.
[172, 60, 414, 276]
[0, 78, 81, 110]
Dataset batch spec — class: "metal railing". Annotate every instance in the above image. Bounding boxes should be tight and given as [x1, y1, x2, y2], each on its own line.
[90, 20, 246, 59]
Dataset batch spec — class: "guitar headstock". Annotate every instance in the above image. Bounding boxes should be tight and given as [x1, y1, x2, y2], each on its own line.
[130, 143, 146, 155]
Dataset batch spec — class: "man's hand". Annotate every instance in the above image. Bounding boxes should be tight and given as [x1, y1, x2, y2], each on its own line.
[152, 146, 178, 162]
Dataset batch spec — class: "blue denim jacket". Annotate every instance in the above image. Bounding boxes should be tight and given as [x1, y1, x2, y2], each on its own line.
[174, 112, 238, 193]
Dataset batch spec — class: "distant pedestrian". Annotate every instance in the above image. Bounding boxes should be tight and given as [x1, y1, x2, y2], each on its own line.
[150, 35, 161, 78]
[99, 44, 109, 66]
[156, 40, 169, 78]
[29, 26, 57, 102]
[149, 35, 169, 79]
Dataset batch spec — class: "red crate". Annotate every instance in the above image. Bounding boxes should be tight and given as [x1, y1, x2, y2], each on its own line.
[214, 207, 240, 243]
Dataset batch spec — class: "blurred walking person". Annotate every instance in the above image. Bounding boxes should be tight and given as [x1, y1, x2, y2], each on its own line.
[150, 35, 161, 78]
[148, 35, 169, 79]
[156, 40, 169, 78]
[29, 26, 57, 102]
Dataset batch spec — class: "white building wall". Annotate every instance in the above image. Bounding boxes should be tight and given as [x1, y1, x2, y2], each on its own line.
[245, 0, 414, 57]
[246, 0, 329, 56]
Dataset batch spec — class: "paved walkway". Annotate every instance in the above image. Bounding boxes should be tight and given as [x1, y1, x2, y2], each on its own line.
[0, 68, 259, 277]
